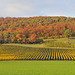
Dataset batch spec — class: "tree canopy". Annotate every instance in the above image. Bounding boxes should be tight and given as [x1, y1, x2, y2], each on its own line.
[0, 16, 75, 44]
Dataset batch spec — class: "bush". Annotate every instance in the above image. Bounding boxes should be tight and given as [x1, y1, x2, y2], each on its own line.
[29, 39, 43, 44]
[25, 39, 30, 44]
[35, 39, 43, 43]
[25, 38, 43, 44]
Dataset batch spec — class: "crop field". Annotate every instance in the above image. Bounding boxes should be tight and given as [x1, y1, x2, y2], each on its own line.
[0, 38, 75, 75]
[0, 61, 75, 75]
[0, 45, 75, 60]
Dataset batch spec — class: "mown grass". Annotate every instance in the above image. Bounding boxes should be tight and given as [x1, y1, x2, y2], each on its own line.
[43, 40, 75, 48]
[43, 37, 75, 44]
[55, 37, 75, 44]
[2, 43, 42, 48]
[0, 61, 75, 75]
[2, 43, 75, 49]
[43, 37, 75, 48]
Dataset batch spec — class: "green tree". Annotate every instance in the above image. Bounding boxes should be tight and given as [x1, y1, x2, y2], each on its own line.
[64, 29, 72, 38]
[3, 32, 11, 43]
[0, 32, 4, 43]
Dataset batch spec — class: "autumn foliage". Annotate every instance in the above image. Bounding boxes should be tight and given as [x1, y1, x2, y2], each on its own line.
[30, 34, 37, 42]
[0, 16, 75, 44]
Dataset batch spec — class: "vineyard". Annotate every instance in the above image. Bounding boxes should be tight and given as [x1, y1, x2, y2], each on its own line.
[0, 45, 75, 60]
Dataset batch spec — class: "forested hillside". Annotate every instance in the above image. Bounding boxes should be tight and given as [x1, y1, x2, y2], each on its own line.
[0, 16, 75, 44]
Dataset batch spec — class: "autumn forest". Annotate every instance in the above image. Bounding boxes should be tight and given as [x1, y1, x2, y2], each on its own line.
[0, 16, 75, 44]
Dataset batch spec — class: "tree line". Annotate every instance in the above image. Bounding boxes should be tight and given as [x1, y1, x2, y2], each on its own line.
[0, 16, 75, 44]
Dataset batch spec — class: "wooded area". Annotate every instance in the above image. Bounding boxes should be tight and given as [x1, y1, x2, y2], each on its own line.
[0, 16, 75, 44]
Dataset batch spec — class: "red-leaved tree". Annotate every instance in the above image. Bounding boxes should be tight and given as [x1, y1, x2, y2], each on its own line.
[30, 34, 37, 42]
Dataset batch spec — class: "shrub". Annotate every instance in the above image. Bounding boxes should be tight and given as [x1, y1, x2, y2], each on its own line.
[35, 39, 43, 43]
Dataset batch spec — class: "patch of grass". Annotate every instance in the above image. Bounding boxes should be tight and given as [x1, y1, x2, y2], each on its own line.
[0, 61, 75, 75]
[43, 40, 75, 48]
[43, 37, 75, 44]
[2, 43, 42, 47]
[56, 37, 75, 44]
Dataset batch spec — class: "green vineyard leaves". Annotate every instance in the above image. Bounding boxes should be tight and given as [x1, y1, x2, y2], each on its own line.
[0, 45, 75, 60]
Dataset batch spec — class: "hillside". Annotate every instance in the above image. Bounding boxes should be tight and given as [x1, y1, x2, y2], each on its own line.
[0, 16, 75, 44]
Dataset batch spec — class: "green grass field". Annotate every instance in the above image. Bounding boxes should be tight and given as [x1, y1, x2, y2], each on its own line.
[0, 61, 75, 75]
[43, 37, 75, 44]
[2, 43, 42, 48]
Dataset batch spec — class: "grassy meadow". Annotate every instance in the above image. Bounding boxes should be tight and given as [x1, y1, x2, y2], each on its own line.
[0, 61, 75, 75]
